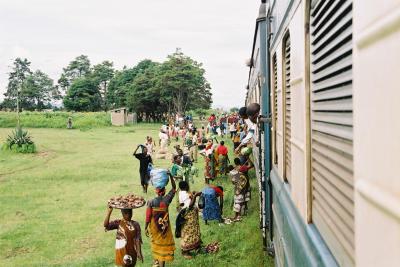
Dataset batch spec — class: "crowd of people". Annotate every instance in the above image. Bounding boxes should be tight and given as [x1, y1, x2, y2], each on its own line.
[103, 104, 261, 267]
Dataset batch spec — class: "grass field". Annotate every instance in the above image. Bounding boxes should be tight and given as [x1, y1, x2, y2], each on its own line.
[0, 111, 111, 129]
[0, 125, 273, 267]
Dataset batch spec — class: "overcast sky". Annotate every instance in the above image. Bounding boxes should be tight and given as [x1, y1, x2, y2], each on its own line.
[0, 0, 261, 109]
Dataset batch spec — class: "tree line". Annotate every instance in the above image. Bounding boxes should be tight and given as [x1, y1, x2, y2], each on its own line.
[1, 49, 213, 121]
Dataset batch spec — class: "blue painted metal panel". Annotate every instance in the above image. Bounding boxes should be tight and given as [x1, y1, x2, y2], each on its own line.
[259, 14, 274, 244]
[270, 168, 339, 267]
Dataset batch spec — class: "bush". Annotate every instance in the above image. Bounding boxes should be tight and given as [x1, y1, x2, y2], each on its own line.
[2, 126, 37, 153]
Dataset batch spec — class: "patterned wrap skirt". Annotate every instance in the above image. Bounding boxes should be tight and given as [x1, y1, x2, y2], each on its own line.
[218, 155, 228, 175]
[180, 208, 201, 252]
[149, 208, 175, 262]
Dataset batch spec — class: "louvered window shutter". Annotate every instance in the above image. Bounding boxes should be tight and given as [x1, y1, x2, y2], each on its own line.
[273, 54, 278, 165]
[283, 35, 291, 182]
[310, 0, 354, 266]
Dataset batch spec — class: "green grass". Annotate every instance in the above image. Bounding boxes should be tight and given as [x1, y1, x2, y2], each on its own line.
[0, 111, 111, 129]
[0, 126, 273, 267]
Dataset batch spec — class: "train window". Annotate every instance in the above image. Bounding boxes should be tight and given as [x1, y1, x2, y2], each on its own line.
[272, 53, 278, 165]
[310, 0, 354, 266]
[283, 33, 291, 183]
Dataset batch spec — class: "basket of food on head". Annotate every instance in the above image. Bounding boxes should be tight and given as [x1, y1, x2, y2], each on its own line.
[108, 193, 146, 209]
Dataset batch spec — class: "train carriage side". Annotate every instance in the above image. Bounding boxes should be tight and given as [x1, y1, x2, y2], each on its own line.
[246, 4, 268, 244]
[268, 0, 344, 266]
[247, 1, 400, 267]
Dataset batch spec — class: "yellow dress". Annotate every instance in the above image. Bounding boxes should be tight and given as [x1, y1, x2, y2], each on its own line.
[146, 191, 176, 262]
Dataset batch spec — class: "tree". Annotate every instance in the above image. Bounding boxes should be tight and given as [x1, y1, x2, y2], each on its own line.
[3, 58, 32, 116]
[107, 59, 157, 109]
[156, 49, 212, 115]
[23, 70, 58, 110]
[91, 61, 114, 110]
[58, 55, 91, 92]
[126, 63, 163, 121]
[192, 108, 208, 118]
[58, 73, 70, 92]
[63, 77, 102, 111]
[230, 107, 239, 113]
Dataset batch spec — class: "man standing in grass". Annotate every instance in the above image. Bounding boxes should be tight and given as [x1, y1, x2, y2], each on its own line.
[67, 117, 72, 129]
[133, 145, 153, 193]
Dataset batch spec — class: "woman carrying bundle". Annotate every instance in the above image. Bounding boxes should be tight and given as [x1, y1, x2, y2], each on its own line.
[145, 173, 176, 267]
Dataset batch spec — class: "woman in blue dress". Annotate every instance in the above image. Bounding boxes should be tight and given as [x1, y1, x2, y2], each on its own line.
[201, 185, 224, 224]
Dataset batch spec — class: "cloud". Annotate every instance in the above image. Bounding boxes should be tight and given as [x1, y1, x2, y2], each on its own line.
[0, 0, 260, 107]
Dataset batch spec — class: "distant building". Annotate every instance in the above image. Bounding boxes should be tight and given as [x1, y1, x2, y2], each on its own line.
[110, 107, 136, 126]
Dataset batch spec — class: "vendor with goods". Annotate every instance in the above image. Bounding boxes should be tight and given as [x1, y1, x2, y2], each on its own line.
[104, 194, 146, 267]
[145, 169, 177, 267]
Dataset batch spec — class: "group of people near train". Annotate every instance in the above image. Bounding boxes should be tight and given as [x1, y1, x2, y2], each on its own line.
[103, 103, 261, 267]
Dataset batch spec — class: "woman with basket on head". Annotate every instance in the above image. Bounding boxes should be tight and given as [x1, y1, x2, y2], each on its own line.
[104, 194, 145, 267]
[145, 170, 177, 267]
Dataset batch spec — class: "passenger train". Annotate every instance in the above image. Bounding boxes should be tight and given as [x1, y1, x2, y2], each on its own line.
[246, 1, 400, 266]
